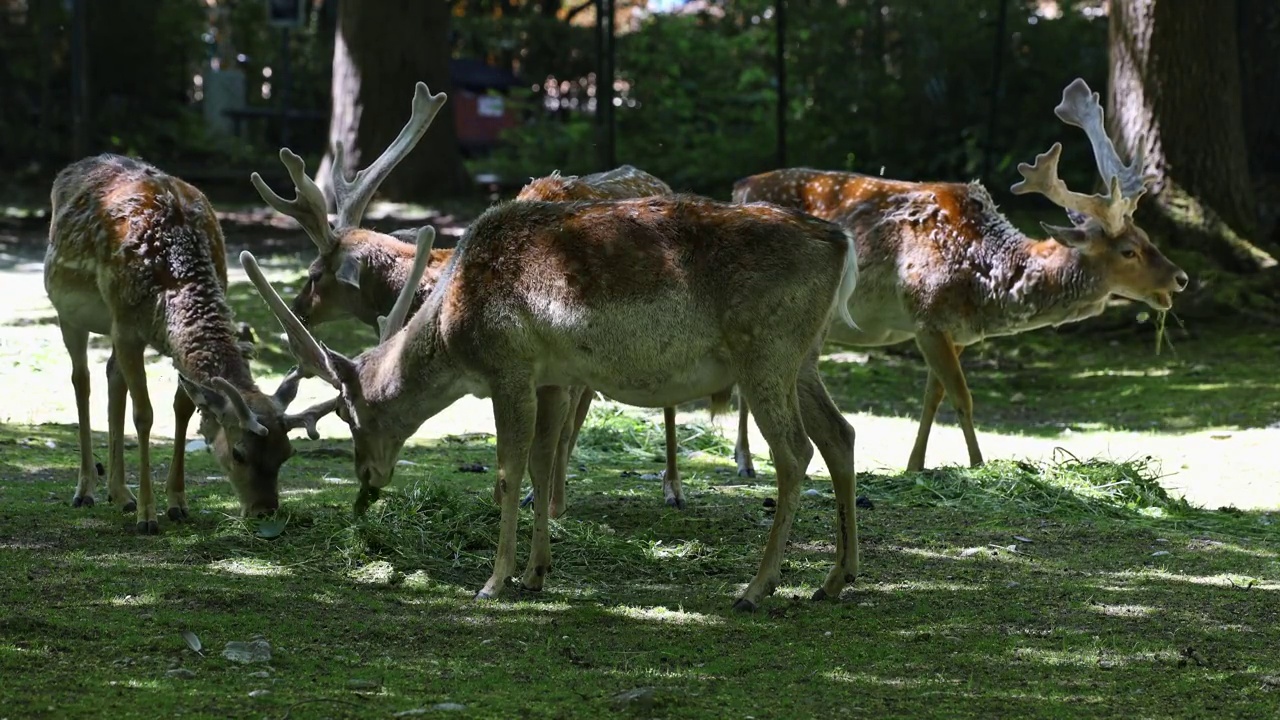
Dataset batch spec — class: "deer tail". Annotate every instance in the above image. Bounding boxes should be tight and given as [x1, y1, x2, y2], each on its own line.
[833, 227, 859, 329]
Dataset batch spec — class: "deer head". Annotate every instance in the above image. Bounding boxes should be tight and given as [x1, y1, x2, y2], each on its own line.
[1011, 78, 1187, 311]
[251, 82, 447, 327]
[238, 226, 439, 500]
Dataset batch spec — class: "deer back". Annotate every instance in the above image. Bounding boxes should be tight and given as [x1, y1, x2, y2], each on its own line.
[292, 227, 453, 329]
[408, 196, 851, 401]
[735, 167, 1185, 346]
[44, 154, 310, 513]
[516, 165, 674, 202]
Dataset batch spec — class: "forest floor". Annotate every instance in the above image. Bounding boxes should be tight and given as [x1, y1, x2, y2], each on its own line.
[1, 205, 1279, 718]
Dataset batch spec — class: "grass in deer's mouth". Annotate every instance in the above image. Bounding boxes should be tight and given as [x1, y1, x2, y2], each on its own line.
[3, 408, 1279, 719]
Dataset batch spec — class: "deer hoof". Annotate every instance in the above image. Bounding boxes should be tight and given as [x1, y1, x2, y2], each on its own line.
[737, 467, 756, 479]
[473, 589, 494, 601]
[122, 499, 137, 514]
[136, 519, 160, 535]
[167, 506, 189, 522]
[666, 496, 686, 511]
[72, 495, 94, 508]
[811, 587, 830, 602]
[731, 598, 758, 613]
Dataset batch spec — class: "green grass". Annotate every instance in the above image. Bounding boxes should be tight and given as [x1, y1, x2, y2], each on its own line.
[2, 409, 1278, 719]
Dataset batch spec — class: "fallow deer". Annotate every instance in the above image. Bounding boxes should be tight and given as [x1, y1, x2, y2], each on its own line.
[730, 77, 1188, 474]
[253, 84, 694, 516]
[241, 133, 861, 609]
[44, 154, 325, 533]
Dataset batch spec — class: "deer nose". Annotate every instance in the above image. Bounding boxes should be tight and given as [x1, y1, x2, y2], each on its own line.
[1173, 270, 1189, 291]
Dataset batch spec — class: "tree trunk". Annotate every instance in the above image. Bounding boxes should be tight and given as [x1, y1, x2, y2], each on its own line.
[316, 0, 469, 206]
[1108, 0, 1275, 275]
[1238, 0, 1280, 248]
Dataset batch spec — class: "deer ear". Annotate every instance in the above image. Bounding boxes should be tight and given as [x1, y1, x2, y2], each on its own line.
[179, 374, 231, 416]
[1041, 221, 1093, 249]
[336, 254, 362, 289]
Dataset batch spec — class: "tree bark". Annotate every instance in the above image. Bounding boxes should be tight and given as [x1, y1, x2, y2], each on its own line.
[316, 0, 469, 205]
[1108, 0, 1274, 274]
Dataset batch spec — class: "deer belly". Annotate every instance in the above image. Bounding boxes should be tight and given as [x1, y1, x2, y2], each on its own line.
[44, 263, 112, 335]
[580, 356, 735, 409]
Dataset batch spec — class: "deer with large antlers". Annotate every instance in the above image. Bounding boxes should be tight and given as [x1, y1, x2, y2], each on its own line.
[242, 119, 861, 608]
[44, 154, 323, 532]
[731, 77, 1188, 475]
[253, 84, 697, 515]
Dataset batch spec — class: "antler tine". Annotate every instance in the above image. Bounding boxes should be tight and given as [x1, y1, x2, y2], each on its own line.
[250, 148, 338, 254]
[238, 251, 342, 390]
[1053, 78, 1147, 200]
[1010, 142, 1131, 234]
[377, 225, 438, 341]
[284, 396, 338, 441]
[331, 82, 449, 229]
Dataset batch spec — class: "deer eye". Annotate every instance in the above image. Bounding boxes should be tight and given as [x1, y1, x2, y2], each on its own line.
[1120, 248, 1138, 259]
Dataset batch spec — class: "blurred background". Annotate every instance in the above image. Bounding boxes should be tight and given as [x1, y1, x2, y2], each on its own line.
[1, 0, 1278, 311]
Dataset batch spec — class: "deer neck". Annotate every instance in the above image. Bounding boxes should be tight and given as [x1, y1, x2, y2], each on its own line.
[353, 242, 429, 328]
[353, 297, 465, 433]
[990, 233, 1112, 333]
[163, 282, 256, 390]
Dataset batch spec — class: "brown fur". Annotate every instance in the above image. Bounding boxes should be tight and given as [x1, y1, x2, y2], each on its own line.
[245, 193, 862, 610]
[289, 164, 688, 515]
[44, 154, 312, 531]
[731, 166, 1188, 472]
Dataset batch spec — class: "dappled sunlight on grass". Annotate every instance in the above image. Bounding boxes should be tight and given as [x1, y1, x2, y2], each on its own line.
[607, 605, 724, 626]
[824, 668, 962, 689]
[1104, 569, 1279, 591]
[1088, 603, 1160, 619]
[1011, 646, 1181, 668]
[207, 558, 294, 577]
[108, 593, 157, 607]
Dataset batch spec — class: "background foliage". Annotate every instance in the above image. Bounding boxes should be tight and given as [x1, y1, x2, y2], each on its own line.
[1, 0, 1108, 195]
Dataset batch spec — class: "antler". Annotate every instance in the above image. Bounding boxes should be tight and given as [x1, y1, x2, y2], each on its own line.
[330, 82, 449, 230]
[1054, 78, 1149, 199]
[239, 251, 342, 390]
[376, 225, 438, 341]
[251, 149, 338, 254]
[1010, 78, 1145, 236]
[1010, 143, 1133, 235]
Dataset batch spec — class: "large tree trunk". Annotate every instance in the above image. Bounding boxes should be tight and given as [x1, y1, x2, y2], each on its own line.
[316, 0, 469, 205]
[1108, 0, 1276, 276]
[1238, 0, 1280, 248]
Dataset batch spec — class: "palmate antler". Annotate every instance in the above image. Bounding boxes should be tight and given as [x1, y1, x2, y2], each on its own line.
[1011, 78, 1148, 236]
[250, 82, 448, 253]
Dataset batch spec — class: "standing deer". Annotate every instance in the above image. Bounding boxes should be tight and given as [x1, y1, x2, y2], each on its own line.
[44, 154, 324, 533]
[241, 145, 860, 609]
[730, 77, 1188, 475]
[254, 84, 696, 515]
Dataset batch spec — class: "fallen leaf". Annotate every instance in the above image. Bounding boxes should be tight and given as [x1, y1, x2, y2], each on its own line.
[181, 630, 203, 654]
[255, 518, 287, 539]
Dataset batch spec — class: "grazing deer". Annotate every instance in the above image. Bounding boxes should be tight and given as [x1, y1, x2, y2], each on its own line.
[255, 85, 693, 516]
[44, 154, 325, 533]
[241, 137, 861, 609]
[730, 77, 1188, 475]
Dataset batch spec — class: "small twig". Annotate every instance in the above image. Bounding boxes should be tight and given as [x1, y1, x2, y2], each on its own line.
[279, 698, 363, 720]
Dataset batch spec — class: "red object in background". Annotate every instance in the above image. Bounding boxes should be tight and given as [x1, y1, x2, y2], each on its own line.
[454, 89, 518, 153]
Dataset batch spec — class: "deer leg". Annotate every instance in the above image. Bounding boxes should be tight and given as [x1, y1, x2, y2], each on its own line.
[734, 375, 812, 612]
[906, 370, 946, 472]
[797, 357, 859, 601]
[111, 334, 158, 534]
[477, 381, 538, 600]
[734, 392, 756, 478]
[520, 385, 571, 591]
[59, 325, 99, 508]
[553, 385, 593, 517]
[915, 333, 982, 468]
[166, 384, 195, 521]
[104, 352, 137, 513]
[661, 406, 685, 510]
